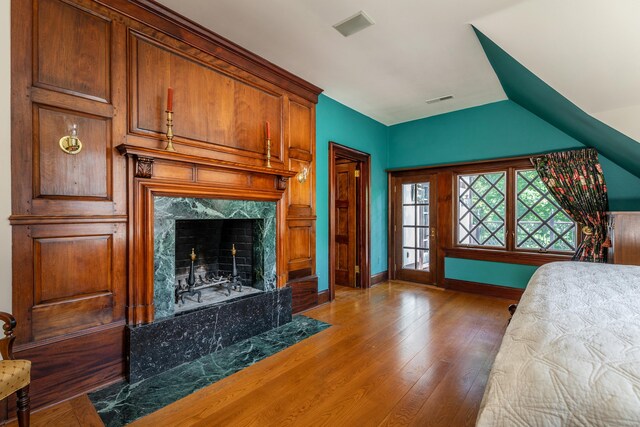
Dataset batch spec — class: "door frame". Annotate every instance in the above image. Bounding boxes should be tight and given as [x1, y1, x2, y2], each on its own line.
[328, 142, 371, 301]
[388, 172, 438, 284]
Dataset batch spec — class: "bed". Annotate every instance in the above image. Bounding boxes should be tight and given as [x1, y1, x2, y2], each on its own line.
[476, 262, 640, 427]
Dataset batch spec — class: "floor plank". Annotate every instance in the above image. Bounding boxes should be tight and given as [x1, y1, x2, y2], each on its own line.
[7, 282, 513, 427]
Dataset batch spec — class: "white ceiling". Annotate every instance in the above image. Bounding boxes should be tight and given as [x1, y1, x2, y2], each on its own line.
[156, 0, 516, 125]
[157, 0, 640, 141]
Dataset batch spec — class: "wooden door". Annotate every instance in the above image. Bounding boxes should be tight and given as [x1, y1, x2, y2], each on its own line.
[335, 161, 358, 287]
[392, 175, 437, 283]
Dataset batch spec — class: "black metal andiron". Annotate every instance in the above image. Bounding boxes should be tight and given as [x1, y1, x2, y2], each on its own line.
[175, 248, 202, 304]
[175, 245, 244, 305]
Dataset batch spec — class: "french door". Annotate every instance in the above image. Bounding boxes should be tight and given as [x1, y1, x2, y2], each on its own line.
[391, 174, 436, 284]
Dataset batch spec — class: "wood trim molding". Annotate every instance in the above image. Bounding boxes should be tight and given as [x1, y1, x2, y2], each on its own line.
[371, 271, 389, 285]
[317, 290, 330, 305]
[386, 153, 538, 173]
[328, 142, 372, 301]
[445, 278, 524, 300]
[117, 144, 297, 180]
[444, 247, 572, 266]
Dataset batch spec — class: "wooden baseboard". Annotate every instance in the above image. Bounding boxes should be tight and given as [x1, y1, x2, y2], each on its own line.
[317, 290, 330, 305]
[445, 278, 524, 300]
[370, 270, 389, 285]
[12, 322, 125, 411]
[289, 276, 319, 314]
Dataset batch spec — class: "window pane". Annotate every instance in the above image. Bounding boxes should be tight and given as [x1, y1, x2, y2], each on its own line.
[403, 248, 416, 269]
[403, 205, 415, 226]
[403, 227, 416, 249]
[516, 169, 576, 252]
[417, 227, 429, 250]
[417, 249, 429, 271]
[417, 204, 429, 226]
[402, 184, 415, 204]
[416, 183, 429, 204]
[457, 172, 506, 247]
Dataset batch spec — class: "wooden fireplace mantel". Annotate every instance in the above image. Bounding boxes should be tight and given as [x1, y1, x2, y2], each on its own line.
[117, 144, 298, 189]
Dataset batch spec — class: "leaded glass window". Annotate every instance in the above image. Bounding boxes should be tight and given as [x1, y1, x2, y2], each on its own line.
[457, 172, 506, 247]
[516, 170, 576, 252]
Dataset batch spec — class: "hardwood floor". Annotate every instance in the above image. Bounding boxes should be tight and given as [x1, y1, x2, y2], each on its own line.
[7, 281, 514, 427]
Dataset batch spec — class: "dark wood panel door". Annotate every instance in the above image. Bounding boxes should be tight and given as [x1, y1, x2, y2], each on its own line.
[335, 162, 357, 287]
[392, 175, 437, 284]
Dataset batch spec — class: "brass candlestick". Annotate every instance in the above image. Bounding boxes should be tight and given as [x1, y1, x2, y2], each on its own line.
[266, 138, 272, 168]
[165, 110, 176, 152]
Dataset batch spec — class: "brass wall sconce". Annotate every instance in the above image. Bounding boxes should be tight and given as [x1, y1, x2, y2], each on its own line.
[59, 124, 82, 155]
[297, 166, 309, 183]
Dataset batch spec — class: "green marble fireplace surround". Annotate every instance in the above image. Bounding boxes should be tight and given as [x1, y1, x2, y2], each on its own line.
[153, 196, 277, 319]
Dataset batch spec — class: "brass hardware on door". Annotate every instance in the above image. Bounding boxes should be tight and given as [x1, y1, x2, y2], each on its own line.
[59, 124, 82, 155]
[430, 228, 436, 237]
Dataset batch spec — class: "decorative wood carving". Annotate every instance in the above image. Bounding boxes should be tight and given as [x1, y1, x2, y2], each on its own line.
[277, 176, 290, 191]
[135, 156, 154, 178]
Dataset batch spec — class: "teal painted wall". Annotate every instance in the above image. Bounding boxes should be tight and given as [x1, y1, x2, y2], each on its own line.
[316, 97, 640, 291]
[387, 100, 640, 288]
[387, 100, 640, 210]
[445, 258, 537, 289]
[315, 94, 388, 292]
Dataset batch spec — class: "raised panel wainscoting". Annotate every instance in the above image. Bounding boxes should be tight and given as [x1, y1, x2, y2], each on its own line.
[9, 0, 321, 413]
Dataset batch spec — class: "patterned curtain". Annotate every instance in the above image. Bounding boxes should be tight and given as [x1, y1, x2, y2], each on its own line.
[532, 148, 610, 262]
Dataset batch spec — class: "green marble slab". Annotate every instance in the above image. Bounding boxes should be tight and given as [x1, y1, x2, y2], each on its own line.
[89, 315, 330, 427]
[154, 196, 277, 319]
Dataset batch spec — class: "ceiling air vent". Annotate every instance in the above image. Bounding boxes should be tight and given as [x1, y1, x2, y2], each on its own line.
[425, 95, 454, 104]
[333, 11, 375, 37]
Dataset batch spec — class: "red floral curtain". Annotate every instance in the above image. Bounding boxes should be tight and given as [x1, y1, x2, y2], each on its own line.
[532, 148, 610, 262]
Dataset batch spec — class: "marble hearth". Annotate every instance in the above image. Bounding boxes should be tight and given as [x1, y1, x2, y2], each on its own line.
[127, 196, 291, 383]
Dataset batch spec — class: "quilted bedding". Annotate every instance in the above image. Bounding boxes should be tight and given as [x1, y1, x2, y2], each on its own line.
[476, 262, 640, 427]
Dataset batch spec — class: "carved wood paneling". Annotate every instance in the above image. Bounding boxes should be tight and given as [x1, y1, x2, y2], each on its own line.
[288, 101, 313, 158]
[13, 222, 126, 343]
[35, 0, 111, 101]
[287, 220, 314, 273]
[34, 235, 112, 302]
[130, 33, 283, 162]
[35, 106, 111, 198]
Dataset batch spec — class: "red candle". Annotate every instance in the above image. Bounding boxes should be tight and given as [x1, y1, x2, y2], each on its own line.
[265, 121, 271, 139]
[167, 87, 173, 111]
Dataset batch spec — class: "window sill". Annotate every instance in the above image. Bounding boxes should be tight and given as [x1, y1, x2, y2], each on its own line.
[444, 247, 573, 266]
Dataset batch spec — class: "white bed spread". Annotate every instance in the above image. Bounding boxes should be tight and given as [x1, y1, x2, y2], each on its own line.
[477, 262, 640, 427]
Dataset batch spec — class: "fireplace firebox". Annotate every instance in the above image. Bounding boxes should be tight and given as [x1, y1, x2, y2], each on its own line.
[174, 219, 264, 312]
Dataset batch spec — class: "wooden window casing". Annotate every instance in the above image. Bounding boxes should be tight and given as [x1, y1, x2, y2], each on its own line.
[388, 155, 582, 286]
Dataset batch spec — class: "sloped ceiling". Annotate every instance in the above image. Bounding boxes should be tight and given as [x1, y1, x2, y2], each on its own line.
[474, 28, 640, 178]
[472, 0, 640, 143]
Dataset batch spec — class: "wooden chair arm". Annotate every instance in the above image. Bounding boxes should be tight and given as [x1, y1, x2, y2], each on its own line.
[0, 311, 17, 360]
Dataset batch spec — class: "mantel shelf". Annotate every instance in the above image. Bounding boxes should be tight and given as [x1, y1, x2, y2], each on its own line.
[116, 144, 298, 179]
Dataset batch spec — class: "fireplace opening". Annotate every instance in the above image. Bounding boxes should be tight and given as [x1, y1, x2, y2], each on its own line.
[174, 218, 264, 313]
